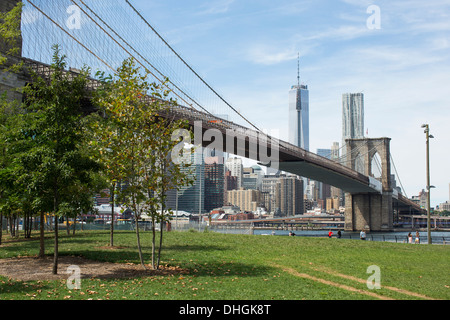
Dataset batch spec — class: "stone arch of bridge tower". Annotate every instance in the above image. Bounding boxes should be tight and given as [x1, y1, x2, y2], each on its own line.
[345, 137, 392, 191]
[344, 137, 393, 232]
[369, 151, 382, 179]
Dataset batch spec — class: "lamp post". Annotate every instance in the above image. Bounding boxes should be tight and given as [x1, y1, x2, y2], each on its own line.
[421, 124, 434, 244]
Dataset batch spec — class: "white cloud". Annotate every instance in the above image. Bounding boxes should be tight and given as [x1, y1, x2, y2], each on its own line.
[246, 45, 299, 65]
[197, 0, 235, 15]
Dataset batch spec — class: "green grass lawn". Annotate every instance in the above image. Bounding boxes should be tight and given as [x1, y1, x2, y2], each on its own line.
[0, 230, 449, 300]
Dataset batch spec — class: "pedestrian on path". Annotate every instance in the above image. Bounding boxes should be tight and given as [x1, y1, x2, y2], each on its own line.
[360, 230, 366, 240]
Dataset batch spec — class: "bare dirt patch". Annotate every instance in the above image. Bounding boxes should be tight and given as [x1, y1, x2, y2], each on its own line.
[0, 255, 188, 282]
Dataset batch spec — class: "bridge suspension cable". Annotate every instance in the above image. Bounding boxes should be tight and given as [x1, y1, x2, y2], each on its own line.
[124, 0, 262, 132]
[390, 154, 408, 198]
[21, 0, 262, 132]
[71, 0, 212, 116]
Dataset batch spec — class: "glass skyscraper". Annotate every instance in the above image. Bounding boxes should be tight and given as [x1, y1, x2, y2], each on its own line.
[342, 93, 364, 144]
[289, 84, 309, 151]
[342, 93, 364, 169]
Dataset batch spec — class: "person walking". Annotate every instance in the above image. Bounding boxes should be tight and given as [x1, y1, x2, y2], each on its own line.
[415, 231, 420, 244]
[337, 230, 342, 239]
[408, 232, 413, 244]
[360, 230, 366, 240]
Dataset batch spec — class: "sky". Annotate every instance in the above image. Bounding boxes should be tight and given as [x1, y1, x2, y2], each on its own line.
[19, 0, 448, 207]
[128, 0, 450, 207]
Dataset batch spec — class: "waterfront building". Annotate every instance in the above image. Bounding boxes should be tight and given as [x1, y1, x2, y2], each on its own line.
[275, 175, 304, 216]
[261, 173, 284, 214]
[227, 189, 261, 213]
[411, 189, 428, 209]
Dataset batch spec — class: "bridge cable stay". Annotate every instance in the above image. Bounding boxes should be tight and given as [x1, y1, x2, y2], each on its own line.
[23, 0, 263, 133]
[71, 0, 213, 117]
[316, 143, 347, 161]
[25, 0, 115, 72]
[21, 0, 387, 182]
[311, 138, 369, 165]
[337, 141, 385, 168]
[390, 154, 408, 198]
[333, 140, 371, 165]
[124, 0, 263, 133]
[336, 141, 369, 164]
[26, 0, 209, 116]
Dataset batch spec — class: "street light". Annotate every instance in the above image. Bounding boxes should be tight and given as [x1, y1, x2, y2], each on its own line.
[421, 124, 434, 244]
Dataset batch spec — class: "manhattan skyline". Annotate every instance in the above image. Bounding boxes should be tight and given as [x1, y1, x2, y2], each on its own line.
[132, 0, 450, 207]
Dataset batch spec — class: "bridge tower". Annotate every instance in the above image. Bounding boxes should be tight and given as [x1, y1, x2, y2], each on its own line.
[344, 137, 393, 232]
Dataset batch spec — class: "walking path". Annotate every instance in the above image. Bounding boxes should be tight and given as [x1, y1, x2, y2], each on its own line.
[273, 263, 437, 300]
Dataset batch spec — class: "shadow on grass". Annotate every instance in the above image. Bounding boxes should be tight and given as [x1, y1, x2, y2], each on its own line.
[0, 276, 52, 297]
[187, 260, 277, 278]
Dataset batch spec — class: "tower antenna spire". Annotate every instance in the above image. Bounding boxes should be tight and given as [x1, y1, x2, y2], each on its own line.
[297, 52, 300, 86]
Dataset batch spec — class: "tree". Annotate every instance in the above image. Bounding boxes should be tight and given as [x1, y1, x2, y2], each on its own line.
[21, 45, 100, 274]
[89, 71, 125, 247]
[0, 1, 23, 244]
[94, 58, 154, 268]
[0, 1, 23, 72]
[94, 57, 193, 270]
[146, 116, 194, 270]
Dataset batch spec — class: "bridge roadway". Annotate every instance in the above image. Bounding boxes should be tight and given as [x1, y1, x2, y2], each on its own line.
[10, 57, 422, 213]
[23, 58, 376, 193]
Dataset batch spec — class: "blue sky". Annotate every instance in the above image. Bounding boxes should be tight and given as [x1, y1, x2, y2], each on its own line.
[20, 0, 449, 207]
[130, 0, 450, 207]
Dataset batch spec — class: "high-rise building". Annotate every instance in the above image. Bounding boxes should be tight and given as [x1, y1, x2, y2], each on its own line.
[342, 93, 364, 151]
[316, 149, 332, 201]
[289, 57, 310, 197]
[204, 157, 224, 212]
[242, 165, 263, 190]
[261, 173, 283, 214]
[330, 142, 340, 161]
[224, 171, 238, 205]
[225, 157, 243, 189]
[227, 189, 261, 212]
[275, 175, 304, 216]
[166, 148, 204, 214]
[289, 84, 310, 151]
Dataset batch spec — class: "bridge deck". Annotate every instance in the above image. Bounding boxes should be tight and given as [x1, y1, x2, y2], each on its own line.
[4, 57, 423, 213]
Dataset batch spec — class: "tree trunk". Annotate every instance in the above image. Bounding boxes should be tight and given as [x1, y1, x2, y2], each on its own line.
[133, 197, 146, 270]
[66, 216, 70, 235]
[135, 218, 146, 269]
[8, 215, 15, 237]
[53, 215, 58, 274]
[0, 213, 3, 245]
[39, 211, 45, 258]
[157, 220, 163, 270]
[151, 214, 156, 269]
[52, 185, 59, 275]
[156, 199, 165, 270]
[110, 182, 115, 247]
